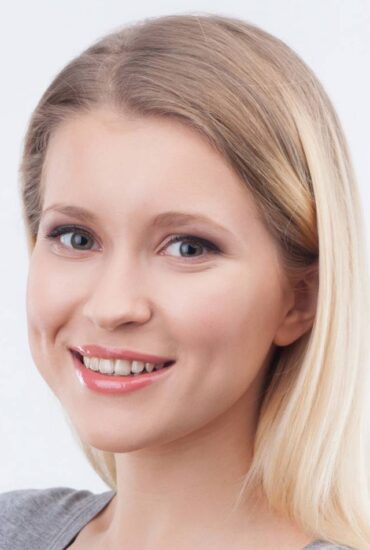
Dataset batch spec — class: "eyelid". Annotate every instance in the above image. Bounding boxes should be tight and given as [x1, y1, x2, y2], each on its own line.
[163, 234, 220, 254]
[46, 224, 90, 237]
[44, 223, 221, 259]
[44, 224, 101, 250]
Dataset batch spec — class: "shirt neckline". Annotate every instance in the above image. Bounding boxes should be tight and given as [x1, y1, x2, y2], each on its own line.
[50, 489, 328, 550]
[51, 489, 116, 550]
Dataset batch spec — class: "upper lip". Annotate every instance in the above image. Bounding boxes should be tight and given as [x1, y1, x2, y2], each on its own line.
[70, 344, 175, 365]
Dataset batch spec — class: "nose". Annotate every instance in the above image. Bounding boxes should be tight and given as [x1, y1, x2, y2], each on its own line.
[82, 257, 153, 331]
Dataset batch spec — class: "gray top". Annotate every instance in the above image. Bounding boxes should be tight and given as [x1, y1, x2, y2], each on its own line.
[0, 486, 353, 549]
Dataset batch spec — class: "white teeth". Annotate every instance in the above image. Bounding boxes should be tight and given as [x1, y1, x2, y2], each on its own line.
[114, 359, 131, 376]
[81, 355, 165, 376]
[100, 359, 114, 374]
[145, 362, 155, 373]
[90, 357, 100, 371]
[131, 360, 145, 374]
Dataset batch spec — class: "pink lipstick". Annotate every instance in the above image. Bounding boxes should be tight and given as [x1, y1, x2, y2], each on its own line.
[70, 347, 175, 395]
[71, 344, 174, 364]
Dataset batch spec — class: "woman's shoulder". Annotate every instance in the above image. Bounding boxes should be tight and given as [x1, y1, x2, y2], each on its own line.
[0, 489, 355, 550]
[0, 485, 94, 523]
[0, 486, 115, 549]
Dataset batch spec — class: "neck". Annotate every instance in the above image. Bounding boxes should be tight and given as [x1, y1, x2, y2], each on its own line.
[102, 394, 259, 548]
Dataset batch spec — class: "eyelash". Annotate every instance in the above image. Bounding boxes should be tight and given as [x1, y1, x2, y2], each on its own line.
[44, 224, 221, 259]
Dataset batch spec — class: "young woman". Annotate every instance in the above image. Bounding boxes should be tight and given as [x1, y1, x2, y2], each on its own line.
[1, 13, 368, 550]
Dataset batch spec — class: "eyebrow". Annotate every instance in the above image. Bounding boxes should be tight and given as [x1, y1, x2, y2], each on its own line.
[40, 204, 234, 236]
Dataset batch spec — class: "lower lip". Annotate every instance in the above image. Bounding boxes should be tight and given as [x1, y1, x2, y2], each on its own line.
[71, 352, 175, 395]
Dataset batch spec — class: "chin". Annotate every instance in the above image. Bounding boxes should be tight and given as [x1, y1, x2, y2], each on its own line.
[65, 413, 176, 453]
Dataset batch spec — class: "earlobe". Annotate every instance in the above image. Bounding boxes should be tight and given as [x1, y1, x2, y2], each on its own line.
[273, 263, 319, 347]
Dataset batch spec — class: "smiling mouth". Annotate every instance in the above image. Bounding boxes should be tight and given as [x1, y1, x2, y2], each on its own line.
[71, 350, 175, 377]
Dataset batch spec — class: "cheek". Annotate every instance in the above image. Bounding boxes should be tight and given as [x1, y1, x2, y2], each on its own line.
[26, 249, 78, 369]
[163, 265, 282, 363]
[132, 266, 284, 445]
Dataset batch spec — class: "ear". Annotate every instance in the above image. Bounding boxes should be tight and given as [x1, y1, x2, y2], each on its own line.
[273, 261, 319, 347]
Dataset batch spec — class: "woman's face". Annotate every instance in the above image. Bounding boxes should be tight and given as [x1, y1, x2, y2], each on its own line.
[26, 107, 295, 452]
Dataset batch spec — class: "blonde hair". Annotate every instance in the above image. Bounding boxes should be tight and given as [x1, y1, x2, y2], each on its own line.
[19, 13, 370, 548]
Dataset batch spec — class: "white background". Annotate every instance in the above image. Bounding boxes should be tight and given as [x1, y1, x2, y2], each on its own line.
[0, 0, 369, 493]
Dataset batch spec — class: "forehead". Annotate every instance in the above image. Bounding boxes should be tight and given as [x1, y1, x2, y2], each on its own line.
[42, 108, 266, 241]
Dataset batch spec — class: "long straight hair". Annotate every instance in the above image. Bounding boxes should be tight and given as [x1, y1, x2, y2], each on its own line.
[19, 13, 370, 548]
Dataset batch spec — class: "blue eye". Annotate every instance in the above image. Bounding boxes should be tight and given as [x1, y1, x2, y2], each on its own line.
[163, 235, 220, 258]
[45, 225, 97, 250]
[44, 225, 220, 259]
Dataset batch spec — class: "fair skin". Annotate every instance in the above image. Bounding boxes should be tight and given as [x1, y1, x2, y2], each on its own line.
[26, 107, 318, 549]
